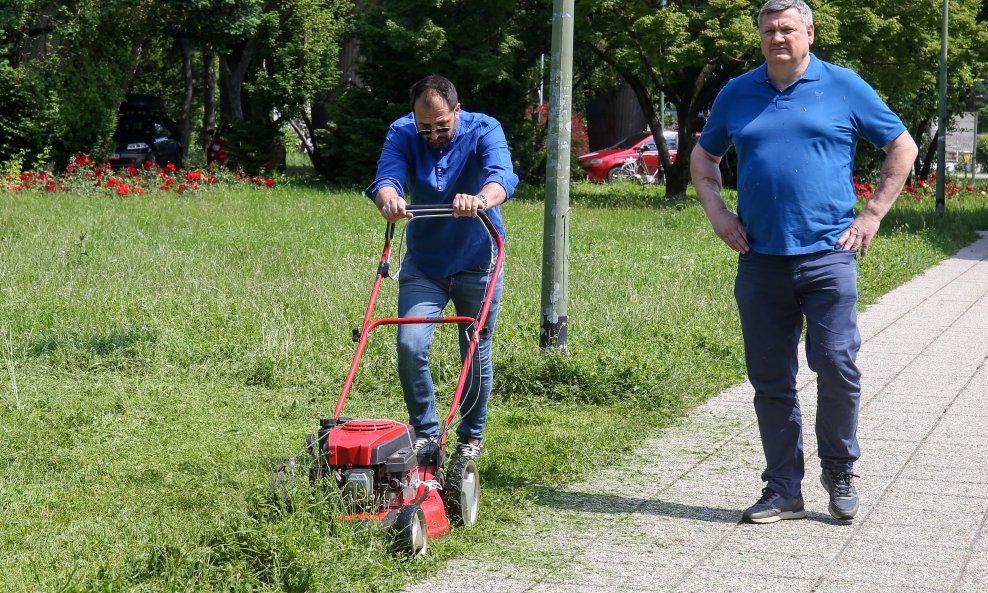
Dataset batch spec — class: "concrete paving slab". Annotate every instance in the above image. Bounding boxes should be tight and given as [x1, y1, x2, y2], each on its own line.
[822, 556, 967, 592]
[671, 570, 818, 593]
[812, 579, 933, 593]
[401, 233, 988, 593]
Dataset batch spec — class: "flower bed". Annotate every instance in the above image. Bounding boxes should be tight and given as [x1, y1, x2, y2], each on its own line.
[3, 154, 276, 196]
[856, 172, 988, 202]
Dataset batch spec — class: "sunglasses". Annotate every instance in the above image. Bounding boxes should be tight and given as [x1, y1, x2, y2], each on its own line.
[416, 126, 451, 137]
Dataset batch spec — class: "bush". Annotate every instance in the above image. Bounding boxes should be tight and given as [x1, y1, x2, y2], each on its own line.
[0, 63, 55, 169]
[977, 133, 988, 174]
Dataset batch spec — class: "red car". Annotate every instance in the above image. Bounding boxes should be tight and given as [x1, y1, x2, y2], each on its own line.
[578, 130, 678, 183]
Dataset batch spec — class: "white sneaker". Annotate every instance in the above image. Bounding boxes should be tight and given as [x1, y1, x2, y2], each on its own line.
[411, 437, 433, 453]
[453, 441, 483, 460]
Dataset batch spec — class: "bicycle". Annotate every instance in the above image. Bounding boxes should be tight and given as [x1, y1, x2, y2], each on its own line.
[608, 145, 664, 185]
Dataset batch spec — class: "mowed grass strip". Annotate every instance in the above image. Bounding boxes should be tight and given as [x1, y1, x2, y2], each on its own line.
[1, 183, 985, 591]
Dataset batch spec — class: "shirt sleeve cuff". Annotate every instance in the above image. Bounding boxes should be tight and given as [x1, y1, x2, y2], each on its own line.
[364, 178, 405, 201]
[482, 176, 516, 201]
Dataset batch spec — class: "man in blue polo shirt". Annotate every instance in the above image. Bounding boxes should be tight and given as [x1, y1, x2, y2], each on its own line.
[366, 74, 518, 463]
[691, 0, 917, 524]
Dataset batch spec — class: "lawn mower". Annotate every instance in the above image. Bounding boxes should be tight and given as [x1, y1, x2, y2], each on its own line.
[305, 204, 504, 556]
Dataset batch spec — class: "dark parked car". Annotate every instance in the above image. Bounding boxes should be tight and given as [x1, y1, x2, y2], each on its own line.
[109, 94, 183, 170]
[578, 130, 678, 183]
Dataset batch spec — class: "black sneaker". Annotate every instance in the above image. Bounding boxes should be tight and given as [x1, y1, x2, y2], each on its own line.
[742, 487, 807, 524]
[821, 469, 860, 520]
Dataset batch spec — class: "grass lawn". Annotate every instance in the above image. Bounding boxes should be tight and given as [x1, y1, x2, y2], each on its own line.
[1, 180, 986, 591]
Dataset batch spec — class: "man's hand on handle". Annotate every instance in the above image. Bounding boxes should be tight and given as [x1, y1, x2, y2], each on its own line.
[452, 193, 487, 218]
[375, 188, 412, 223]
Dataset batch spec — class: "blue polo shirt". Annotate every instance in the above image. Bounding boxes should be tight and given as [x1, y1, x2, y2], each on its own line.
[699, 55, 906, 255]
[365, 110, 519, 279]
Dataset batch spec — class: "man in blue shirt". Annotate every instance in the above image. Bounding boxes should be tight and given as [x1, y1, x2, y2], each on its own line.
[366, 75, 519, 462]
[691, 0, 917, 524]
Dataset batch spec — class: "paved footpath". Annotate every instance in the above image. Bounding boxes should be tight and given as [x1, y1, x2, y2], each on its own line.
[406, 232, 988, 593]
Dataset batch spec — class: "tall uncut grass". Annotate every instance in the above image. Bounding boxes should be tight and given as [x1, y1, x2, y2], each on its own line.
[1, 181, 986, 591]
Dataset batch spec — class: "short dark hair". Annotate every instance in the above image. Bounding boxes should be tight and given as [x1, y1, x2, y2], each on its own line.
[409, 75, 458, 111]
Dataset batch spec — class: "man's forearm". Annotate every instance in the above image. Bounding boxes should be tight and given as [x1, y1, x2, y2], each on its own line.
[861, 132, 918, 222]
[374, 185, 402, 208]
[690, 146, 727, 217]
[477, 182, 507, 208]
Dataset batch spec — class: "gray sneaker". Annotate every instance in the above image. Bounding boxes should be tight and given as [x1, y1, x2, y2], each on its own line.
[452, 441, 483, 460]
[821, 469, 860, 520]
[742, 488, 807, 524]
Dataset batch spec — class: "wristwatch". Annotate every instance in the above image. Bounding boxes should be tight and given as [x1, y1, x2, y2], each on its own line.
[476, 194, 489, 211]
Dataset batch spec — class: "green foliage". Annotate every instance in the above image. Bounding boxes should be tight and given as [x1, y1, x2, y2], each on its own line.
[246, 0, 349, 122]
[319, 0, 550, 184]
[509, 117, 549, 184]
[0, 62, 54, 169]
[2, 0, 349, 170]
[822, 0, 988, 176]
[224, 119, 287, 174]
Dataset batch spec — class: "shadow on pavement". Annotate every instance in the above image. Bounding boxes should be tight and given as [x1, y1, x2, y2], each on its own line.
[531, 486, 845, 526]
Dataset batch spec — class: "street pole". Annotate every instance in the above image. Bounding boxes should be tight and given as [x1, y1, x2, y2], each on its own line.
[936, 0, 948, 215]
[973, 111, 979, 179]
[540, 0, 574, 353]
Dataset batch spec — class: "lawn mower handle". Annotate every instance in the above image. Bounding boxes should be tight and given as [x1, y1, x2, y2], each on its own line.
[334, 205, 505, 442]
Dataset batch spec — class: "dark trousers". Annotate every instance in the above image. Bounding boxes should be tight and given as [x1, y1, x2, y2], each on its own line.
[735, 249, 862, 497]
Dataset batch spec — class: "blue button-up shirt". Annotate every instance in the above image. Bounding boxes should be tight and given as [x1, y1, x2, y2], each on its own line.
[365, 110, 519, 279]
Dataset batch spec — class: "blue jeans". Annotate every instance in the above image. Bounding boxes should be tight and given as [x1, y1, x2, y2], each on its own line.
[396, 258, 503, 443]
[734, 250, 861, 498]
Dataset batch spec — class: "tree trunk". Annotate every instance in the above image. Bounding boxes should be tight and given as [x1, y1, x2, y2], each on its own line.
[920, 133, 938, 181]
[219, 39, 256, 122]
[203, 49, 216, 151]
[180, 38, 194, 161]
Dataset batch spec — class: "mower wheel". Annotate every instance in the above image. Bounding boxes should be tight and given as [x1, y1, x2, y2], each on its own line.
[444, 456, 480, 527]
[394, 505, 429, 557]
[270, 458, 299, 493]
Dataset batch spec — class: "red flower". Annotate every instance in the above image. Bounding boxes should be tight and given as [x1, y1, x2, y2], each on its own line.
[967, 185, 974, 191]
[116, 184, 130, 196]
[107, 178, 119, 187]
[186, 171, 203, 182]
[127, 166, 138, 176]
[166, 163, 176, 172]
[265, 179, 274, 187]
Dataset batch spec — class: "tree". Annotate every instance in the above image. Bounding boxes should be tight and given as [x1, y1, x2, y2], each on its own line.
[823, 0, 988, 180]
[579, 0, 764, 197]
[320, 0, 550, 185]
[1, 1, 154, 168]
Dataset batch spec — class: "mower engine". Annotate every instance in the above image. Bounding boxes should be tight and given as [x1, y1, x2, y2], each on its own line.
[309, 417, 430, 509]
